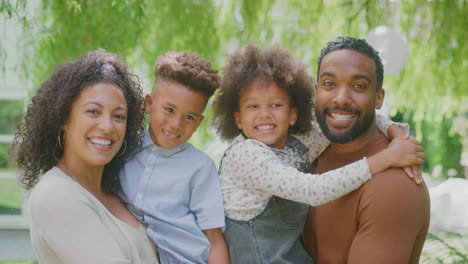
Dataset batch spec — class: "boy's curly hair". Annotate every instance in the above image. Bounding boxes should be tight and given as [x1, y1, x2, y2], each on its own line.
[12, 49, 146, 194]
[213, 44, 315, 140]
[154, 51, 220, 98]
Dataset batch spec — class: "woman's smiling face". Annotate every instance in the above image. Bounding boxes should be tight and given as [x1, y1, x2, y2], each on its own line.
[61, 82, 128, 169]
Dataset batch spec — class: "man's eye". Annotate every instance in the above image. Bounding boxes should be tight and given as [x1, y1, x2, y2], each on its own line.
[323, 80, 334, 86]
[354, 83, 366, 89]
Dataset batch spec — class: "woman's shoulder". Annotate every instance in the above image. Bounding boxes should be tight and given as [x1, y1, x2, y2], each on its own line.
[30, 167, 86, 213]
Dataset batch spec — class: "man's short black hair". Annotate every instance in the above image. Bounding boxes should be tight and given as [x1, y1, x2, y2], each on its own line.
[317, 36, 384, 90]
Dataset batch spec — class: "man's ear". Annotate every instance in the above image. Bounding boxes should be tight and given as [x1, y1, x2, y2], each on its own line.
[375, 89, 385, 109]
[234, 112, 242, 130]
[144, 94, 153, 114]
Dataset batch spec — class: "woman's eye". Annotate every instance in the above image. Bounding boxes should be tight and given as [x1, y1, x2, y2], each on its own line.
[115, 114, 127, 120]
[86, 109, 99, 115]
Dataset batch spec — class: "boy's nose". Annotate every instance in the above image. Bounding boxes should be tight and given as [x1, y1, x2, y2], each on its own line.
[169, 117, 182, 131]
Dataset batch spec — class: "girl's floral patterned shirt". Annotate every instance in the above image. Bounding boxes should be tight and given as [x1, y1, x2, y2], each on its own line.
[219, 114, 409, 221]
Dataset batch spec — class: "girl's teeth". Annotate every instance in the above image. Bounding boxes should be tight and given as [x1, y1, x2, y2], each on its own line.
[257, 125, 274, 131]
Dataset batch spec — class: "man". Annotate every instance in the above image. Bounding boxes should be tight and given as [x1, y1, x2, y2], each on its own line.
[303, 36, 430, 263]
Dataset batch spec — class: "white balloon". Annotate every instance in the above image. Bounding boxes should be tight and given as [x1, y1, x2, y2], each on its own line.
[366, 26, 409, 75]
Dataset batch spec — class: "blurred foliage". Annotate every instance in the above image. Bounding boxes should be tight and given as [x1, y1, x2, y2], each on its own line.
[1, 0, 467, 172]
[421, 232, 468, 264]
[393, 108, 464, 179]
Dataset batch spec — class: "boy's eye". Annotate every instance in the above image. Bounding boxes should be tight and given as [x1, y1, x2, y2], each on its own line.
[272, 104, 282, 108]
[164, 107, 174, 113]
[246, 105, 257, 109]
[186, 115, 195, 121]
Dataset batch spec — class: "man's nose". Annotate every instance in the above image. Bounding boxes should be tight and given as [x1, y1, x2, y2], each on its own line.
[333, 86, 352, 106]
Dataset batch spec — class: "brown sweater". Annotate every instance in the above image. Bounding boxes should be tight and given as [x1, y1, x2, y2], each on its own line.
[303, 133, 430, 264]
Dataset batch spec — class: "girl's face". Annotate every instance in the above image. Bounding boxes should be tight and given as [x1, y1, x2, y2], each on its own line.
[61, 82, 128, 169]
[234, 77, 298, 149]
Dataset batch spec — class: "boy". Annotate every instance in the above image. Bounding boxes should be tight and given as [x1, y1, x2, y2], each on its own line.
[119, 51, 229, 264]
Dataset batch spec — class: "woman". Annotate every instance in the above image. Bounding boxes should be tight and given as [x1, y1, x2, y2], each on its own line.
[13, 49, 158, 263]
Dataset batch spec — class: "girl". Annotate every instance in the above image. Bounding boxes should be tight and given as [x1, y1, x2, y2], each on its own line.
[212, 44, 423, 264]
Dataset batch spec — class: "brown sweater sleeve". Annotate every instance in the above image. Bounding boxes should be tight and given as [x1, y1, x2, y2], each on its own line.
[347, 168, 430, 264]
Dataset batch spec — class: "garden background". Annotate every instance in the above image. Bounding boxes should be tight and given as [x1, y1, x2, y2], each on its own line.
[1, 0, 467, 263]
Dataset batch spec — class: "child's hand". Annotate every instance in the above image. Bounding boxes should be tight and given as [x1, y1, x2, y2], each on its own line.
[385, 135, 425, 184]
[367, 135, 425, 179]
[386, 135, 425, 167]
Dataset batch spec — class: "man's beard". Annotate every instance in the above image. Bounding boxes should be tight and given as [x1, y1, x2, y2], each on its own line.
[315, 106, 375, 144]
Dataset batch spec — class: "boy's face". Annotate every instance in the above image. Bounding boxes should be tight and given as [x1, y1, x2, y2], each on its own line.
[234, 77, 298, 149]
[145, 79, 207, 149]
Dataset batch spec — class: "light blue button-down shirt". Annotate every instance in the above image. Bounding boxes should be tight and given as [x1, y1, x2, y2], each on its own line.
[119, 128, 225, 264]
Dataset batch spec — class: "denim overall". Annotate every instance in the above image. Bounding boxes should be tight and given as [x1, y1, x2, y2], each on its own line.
[221, 136, 313, 264]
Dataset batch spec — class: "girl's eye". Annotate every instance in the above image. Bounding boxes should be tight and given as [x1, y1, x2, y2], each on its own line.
[164, 107, 174, 113]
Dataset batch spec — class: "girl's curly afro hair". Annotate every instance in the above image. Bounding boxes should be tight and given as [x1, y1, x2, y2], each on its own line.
[213, 44, 315, 140]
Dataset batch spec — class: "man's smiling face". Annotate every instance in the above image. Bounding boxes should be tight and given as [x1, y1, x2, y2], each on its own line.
[314, 49, 384, 144]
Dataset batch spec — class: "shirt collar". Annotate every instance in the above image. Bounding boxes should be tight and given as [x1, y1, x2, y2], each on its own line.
[142, 126, 189, 157]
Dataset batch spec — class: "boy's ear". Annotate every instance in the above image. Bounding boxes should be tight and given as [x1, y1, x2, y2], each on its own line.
[194, 115, 204, 132]
[375, 89, 385, 109]
[144, 94, 153, 114]
[289, 107, 298, 126]
[234, 112, 242, 130]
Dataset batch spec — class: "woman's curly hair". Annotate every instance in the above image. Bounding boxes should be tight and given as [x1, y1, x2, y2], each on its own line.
[154, 51, 220, 98]
[213, 44, 315, 140]
[12, 49, 146, 194]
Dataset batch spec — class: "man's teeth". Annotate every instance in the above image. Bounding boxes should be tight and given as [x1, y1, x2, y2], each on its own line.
[330, 113, 355, 121]
[90, 138, 111, 146]
[256, 125, 274, 131]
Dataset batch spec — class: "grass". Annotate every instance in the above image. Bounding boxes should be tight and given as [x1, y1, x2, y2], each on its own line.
[0, 177, 23, 214]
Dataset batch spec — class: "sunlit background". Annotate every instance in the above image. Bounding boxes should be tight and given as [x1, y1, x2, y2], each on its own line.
[1, 0, 467, 263]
